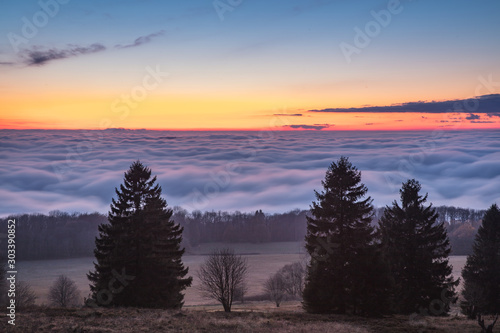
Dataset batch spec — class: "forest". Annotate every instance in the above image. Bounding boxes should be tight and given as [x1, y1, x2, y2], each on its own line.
[0, 205, 485, 261]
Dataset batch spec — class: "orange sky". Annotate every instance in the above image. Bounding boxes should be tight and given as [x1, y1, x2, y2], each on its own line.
[1, 1, 499, 131]
[2, 93, 499, 131]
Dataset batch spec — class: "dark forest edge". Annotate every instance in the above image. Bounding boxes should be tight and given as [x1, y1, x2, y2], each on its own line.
[0, 205, 484, 261]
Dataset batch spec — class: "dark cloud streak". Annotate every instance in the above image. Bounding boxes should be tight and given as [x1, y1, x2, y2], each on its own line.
[284, 124, 331, 130]
[115, 30, 165, 49]
[22, 43, 106, 66]
[310, 94, 500, 115]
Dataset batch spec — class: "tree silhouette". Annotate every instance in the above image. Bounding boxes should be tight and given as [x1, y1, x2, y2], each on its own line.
[461, 204, 500, 316]
[303, 156, 391, 314]
[197, 248, 248, 312]
[279, 261, 305, 299]
[379, 179, 458, 314]
[15, 281, 37, 309]
[48, 275, 80, 307]
[265, 271, 286, 307]
[88, 161, 192, 308]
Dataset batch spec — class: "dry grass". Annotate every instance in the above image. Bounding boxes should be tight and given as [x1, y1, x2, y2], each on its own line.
[1, 303, 485, 333]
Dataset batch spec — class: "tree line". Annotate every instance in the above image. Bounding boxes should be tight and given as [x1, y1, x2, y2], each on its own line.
[301, 156, 500, 322]
[0, 207, 484, 261]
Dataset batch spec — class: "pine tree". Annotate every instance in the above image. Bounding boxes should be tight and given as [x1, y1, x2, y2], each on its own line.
[378, 179, 457, 315]
[461, 204, 500, 316]
[88, 161, 192, 308]
[303, 156, 392, 314]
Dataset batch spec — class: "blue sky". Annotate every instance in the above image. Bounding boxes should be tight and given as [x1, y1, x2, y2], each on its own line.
[0, 0, 499, 130]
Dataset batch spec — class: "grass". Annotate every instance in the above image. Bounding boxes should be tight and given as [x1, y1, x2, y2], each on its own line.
[1, 303, 486, 333]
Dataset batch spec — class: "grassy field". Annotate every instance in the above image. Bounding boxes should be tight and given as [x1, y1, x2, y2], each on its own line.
[17, 242, 307, 305]
[1, 305, 488, 333]
[8, 245, 475, 332]
[15, 242, 467, 308]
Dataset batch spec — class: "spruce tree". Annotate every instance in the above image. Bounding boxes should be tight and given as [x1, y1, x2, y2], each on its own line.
[378, 179, 457, 315]
[303, 156, 391, 314]
[461, 204, 500, 316]
[88, 161, 192, 308]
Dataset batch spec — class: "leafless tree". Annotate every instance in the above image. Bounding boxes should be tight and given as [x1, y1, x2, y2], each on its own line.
[197, 248, 248, 312]
[279, 261, 305, 299]
[478, 314, 498, 333]
[48, 275, 81, 307]
[16, 281, 37, 309]
[265, 272, 286, 307]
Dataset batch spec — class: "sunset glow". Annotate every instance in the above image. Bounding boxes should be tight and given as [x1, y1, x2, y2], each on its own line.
[1, 1, 499, 130]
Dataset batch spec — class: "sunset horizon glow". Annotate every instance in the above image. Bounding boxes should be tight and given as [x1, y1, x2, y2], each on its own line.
[1, 1, 499, 131]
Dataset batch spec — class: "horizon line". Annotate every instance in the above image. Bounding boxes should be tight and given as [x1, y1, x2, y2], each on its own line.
[1, 127, 499, 131]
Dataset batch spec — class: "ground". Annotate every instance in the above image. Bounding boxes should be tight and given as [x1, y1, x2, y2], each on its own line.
[1, 302, 487, 333]
[10, 242, 474, 331]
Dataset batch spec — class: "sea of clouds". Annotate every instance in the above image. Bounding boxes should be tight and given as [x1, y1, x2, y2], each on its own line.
[0, 129, 499, 217]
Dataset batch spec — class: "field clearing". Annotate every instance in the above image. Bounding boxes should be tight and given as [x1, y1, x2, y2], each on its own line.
[17, 242, 306, 306]
[15, 241, 467, 308]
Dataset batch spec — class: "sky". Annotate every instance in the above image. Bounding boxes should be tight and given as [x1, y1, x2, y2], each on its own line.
[1, 130, 499, 217]
[0, 0, 499, 130]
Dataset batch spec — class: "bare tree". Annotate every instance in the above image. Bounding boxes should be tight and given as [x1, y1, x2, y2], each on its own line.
[264, 272, 286, 307]
[49, 275, 81, 307]
[16, 281, 37, 309]
[478, 314, 498, 333]
[197, 248, 248, 312]
[279, 261, 305, 299]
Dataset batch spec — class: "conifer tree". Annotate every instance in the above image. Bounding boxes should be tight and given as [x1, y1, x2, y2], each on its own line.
[461, 204, 500, 317]
[303, 156, 391, 314]
[378, 179, 457, 314]
[88, 161, 192, 308]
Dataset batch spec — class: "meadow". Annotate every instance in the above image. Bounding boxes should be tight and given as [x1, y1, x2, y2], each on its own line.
[5, 242, 477, 332]
[16, 241, 467, 308]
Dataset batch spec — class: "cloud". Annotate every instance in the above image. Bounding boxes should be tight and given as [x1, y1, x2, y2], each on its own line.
[12, 31, 164, 67]
[22, 43, 106, 66]
[466, 113, 480, 120]
[0, 129, 499, 217]
[284, 124, 331, 130]
[115, 30, 165, 49]
[273, 113, 303, 117]
[310, 94, 500, 115]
